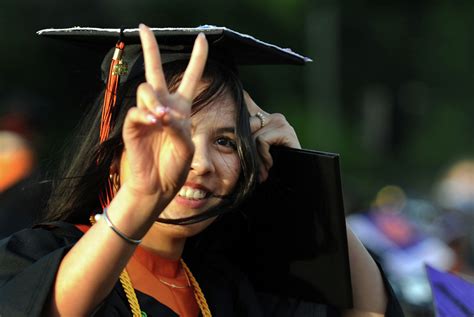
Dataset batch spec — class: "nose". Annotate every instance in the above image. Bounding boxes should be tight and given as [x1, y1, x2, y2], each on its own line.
[190, 138, 215, 175]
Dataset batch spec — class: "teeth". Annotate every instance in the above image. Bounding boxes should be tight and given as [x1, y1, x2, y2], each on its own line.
[178, 187, 207, 200]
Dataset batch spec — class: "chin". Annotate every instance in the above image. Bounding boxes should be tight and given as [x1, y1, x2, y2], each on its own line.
[155, 217, 217, 238]
[154, 217, 217, 238]
[153, 199, 221, 238]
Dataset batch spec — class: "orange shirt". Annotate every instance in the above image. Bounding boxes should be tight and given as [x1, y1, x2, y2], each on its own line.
[76, 224, 199, 317]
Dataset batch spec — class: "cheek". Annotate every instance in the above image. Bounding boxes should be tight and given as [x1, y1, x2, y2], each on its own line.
[215, 154, 241, 191]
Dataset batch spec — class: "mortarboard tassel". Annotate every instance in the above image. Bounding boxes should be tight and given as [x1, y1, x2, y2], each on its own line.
[98, 41, 127, 211]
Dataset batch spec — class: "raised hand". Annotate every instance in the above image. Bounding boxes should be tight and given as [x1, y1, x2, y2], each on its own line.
[245, 91, 301, 182]
[121, 24, 208, 210]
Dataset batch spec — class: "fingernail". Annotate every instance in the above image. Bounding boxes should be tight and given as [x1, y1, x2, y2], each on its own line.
[146, 114, 157, 123]
[139, 23, 146, 30]
[155, 106, 169, 117]
[198, 32, 206, 39]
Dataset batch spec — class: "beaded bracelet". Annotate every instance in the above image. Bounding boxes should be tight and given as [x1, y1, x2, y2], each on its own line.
[101, 208, 142, 245]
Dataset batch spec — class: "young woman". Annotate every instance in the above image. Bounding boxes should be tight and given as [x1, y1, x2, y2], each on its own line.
[0, 25, 402, 316]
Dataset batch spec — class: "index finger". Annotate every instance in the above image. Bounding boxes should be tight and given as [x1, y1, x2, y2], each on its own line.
[139, 24, 168, 96]
[244, 91, 264, 115]
[244, 91, 267, 132]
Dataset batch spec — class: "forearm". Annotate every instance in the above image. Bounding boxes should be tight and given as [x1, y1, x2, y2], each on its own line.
[343, 225, 387, 316]
[49, 184, 160, 316]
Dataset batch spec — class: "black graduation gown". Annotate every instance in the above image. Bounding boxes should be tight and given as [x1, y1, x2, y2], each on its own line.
[0, 172, 50, 240]
[0, 222, 402, 316]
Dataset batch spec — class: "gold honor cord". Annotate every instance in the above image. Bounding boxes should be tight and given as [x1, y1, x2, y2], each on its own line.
[119, 269, 143, 316]
[90, 216, 211, 316]
[181, 260, 212, 317]
[119, 260, 212, 317]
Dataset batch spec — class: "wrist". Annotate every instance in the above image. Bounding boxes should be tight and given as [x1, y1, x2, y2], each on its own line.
[105, 183, 166, 239]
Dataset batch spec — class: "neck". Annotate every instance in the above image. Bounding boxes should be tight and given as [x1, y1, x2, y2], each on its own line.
[140, 222, 187, 260]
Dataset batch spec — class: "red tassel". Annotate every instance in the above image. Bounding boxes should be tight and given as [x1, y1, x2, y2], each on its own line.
[99, 41, 126, 210]
[100, 41, 126, 143]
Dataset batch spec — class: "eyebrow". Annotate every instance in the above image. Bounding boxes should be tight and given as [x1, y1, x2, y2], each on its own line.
[214, 127, 236, 134]
[191, 124, 236, 133]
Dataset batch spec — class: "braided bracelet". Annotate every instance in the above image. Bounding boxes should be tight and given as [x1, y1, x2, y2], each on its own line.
[101, 208, 142, 245]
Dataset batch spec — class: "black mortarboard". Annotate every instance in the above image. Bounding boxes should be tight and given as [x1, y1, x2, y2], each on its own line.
[37, 25, 312, 84]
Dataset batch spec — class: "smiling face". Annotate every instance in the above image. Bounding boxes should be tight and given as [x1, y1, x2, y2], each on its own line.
[119, 84, 242, 238]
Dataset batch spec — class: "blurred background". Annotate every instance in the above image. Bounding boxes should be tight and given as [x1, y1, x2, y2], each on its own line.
[1, 0, 474, 315]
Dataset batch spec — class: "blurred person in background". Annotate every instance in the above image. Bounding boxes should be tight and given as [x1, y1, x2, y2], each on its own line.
[0, 131, 34, 192]
[0, 92, 50, 239]
[433, 159, 474, 276]
[347, 185, 455, 316]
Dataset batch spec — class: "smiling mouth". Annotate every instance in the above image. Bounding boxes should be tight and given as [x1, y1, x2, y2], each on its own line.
[177, 186, 210, 200]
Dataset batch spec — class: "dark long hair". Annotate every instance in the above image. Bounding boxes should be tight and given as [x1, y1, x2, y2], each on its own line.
[45, 60, 258, 224]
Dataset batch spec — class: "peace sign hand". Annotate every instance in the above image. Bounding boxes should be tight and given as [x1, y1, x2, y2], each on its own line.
[121, 24, 208, 215]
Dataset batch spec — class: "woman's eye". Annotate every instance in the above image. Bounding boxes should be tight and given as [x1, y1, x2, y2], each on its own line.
[216, 137, 237, 150]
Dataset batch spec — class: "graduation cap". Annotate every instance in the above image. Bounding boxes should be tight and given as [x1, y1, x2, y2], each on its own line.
[37, 25, 312, 219]
[37, 26, 312, 83]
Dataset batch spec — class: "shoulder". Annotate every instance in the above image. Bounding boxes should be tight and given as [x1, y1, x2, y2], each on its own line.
[0, 222, 83, 316]
[0, 221, 82, 260]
